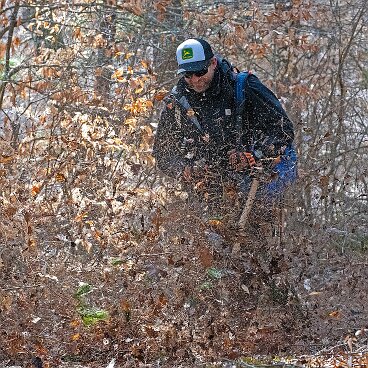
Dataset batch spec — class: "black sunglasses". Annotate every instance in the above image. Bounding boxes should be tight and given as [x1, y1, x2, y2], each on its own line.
[184, 66, 209, 79]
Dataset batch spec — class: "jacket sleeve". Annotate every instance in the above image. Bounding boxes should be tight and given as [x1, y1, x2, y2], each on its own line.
[244, 74, 294, 157]
[152, 98, 188, 178]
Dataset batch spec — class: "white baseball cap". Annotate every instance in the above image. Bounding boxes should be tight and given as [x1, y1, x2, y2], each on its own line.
[176, 38, 214, 75]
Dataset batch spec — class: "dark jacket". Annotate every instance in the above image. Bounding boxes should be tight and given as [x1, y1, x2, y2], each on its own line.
[153, 58, 294, 179]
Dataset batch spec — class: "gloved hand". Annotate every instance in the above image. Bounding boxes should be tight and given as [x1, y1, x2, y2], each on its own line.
[228, 150, 256, 172]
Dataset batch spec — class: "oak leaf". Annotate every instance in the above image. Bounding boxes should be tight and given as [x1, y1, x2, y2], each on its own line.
[199, 247, 213, 268]
[31, 185, 41, 196]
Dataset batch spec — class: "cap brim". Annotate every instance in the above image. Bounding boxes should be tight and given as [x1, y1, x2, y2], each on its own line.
[177, 59, 211, 75]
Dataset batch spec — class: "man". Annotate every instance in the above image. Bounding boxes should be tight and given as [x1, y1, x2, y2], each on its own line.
[153, 38, 297, 219]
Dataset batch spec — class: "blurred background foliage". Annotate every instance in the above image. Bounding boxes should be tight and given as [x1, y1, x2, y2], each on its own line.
[1, 0, 366, 247]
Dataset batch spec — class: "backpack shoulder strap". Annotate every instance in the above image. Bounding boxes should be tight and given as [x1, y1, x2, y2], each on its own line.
[234, 71, 251, 148]
[217, 57, 250, 115]
[235, 71, 250, 113]
[169, 86, 204, 133]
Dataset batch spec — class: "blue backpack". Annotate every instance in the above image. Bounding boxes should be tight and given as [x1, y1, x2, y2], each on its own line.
[232, 67, 298, 197]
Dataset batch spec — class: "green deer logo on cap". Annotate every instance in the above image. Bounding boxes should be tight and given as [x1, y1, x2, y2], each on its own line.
[182, 48, 193, 60]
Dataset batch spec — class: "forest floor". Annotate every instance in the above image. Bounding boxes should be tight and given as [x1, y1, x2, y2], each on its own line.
[0, 198, 367, 368]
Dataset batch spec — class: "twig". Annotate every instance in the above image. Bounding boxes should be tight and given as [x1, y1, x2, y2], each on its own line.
[139, 252, 171, 257]
[1, 284, 41, 291]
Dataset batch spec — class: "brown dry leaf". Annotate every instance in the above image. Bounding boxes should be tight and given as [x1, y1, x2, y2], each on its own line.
[223, 337, 232, 348]
[0, 155, 13, 164]
[83, 240, 92, 253]
[235, 25, 246, 40]
[187, 108, 195, 117]
[135, 86, 143, 94]
[344, 335, 355, 352]
[4, 206, 16, 217]
[121, 299, 131, 321]
[129, 5, 143, 16]
[319, 175, 329, 189]
[111, 68, 124, 80]
[74, 27, 81, 39]
[194, 180, 206, 190]
[55, 173, 66, 182]
[309, 291, 323, 296]
[31, 185, 41, 196]
[125, 117, 137, 129]
[217, 5, 225, 17]
[145, 100, 154, 109]
[208, 219, 222, 226]
[154, 0, 169, 19]
[199, 247, 213, 268]
[232, 243, 241, 255]
[39, 115, 47, 124]
[121, 299, 130, 312]
[361, 355, 368, 367]
[131, 344, 143, 359]
[119, 3, 143, 16]
[144, 326, 159, 338]
[28, 237, 37, 249]
[93, 34, 106, 48]
[328, 310, 342, 318]
[154, 90, 168, 101]
[124, 52, 134, 60]
[167, 254, 174, 265]
[0, 42, 6, 59]
[151, 208, 162, 233]
[35, 342, 48, 356]
[71, 333, 80, 341]
[70, 320, 80, 327]
[23, 211, 31, 224]
[13, 37, 21, 47]
[74, 213, 88, 222]
[158, 293, 168, 307]
[93, 230, 102, 240]
[257, 325, 276, 334]
[1, 295, 12, 311]
[302, 9, 313, 21]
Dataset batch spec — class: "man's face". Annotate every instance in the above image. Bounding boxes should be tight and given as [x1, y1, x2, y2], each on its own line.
[184, 58, 217, 93]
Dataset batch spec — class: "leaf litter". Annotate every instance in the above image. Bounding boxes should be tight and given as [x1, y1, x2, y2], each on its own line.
[0, 198, 367, 367]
